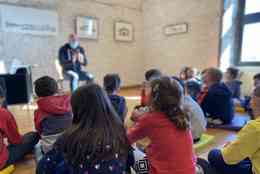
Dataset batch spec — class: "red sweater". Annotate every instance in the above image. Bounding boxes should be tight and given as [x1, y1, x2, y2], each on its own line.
[128, 112, 196, 174]
[0, 108, 22, 169]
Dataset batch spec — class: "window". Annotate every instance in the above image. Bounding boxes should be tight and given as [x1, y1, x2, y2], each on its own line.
[236, 0, 260, 65]
[245, 1, 260, 15]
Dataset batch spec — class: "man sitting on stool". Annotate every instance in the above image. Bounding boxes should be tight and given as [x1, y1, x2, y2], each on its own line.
[59, 33, 93, 92]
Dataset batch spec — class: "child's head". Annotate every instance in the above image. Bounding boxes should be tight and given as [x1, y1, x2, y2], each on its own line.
[0, 86, 5, 106]
[225, 67, 240, 81]
[253, 73, 260, 87]
[185, 80, 201, 98]
[251, 85, 260, 119]
[61, 83, 129, 165]
[149, 76, 189, 130]
[103, 74, 121, 94]
[202, 67, 223, 86]
[145, 69, 162, 81]
[180, 67, 195, 81]
[34, 76, 58, 97]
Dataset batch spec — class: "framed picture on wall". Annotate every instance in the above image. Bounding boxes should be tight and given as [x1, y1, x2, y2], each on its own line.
[164, 23, 188, 36]
[114, 21, 134, 42]
[76, 16, 99, 40]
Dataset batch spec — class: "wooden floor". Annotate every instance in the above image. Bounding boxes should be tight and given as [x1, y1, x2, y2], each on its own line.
[7, 87, 237, 174]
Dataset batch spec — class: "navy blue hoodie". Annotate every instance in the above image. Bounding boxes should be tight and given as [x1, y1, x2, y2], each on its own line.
[108, 95, 127, 122]
[200, 83, 234, 124]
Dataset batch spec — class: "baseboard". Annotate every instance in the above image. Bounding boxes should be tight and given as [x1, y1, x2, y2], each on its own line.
[121, 84, 141, 89]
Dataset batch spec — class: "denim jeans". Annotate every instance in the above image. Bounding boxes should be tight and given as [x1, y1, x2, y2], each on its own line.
[64, 70, 93, 92]
[5, 132, 40, 166]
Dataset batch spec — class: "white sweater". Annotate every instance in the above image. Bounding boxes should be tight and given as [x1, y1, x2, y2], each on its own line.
[183, 95, 207, 140]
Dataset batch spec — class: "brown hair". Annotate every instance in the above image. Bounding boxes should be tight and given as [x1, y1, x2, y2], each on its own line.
[58, 83, 130, 167]
[150, 76, 190, 130]
[205, 67, 223, 82]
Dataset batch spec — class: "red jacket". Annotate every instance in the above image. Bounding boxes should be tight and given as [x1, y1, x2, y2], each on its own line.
[128, 112, 196, 174]
[0, 108, 22, 169]
[34, 95, 71, 134]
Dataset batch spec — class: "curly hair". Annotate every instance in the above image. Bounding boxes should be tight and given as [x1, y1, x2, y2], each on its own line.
[150, 76, 190, 130]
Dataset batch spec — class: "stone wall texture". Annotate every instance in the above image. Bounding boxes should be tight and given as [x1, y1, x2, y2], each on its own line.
[0, 0, 233, 91]
[0, 0, 144, 88]
[142, 0, 222, 76]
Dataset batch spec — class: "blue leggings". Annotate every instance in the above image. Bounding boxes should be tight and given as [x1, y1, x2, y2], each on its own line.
[208, 149, 253, 174]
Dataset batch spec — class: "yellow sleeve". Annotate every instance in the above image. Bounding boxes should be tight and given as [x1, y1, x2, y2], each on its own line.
[222, 121, 260, 164]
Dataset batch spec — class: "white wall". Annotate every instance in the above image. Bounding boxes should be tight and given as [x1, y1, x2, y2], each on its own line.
[142, 0, 222, 76]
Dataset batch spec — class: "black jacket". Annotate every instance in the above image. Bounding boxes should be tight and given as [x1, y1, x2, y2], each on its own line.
[58, 43, 88, 72]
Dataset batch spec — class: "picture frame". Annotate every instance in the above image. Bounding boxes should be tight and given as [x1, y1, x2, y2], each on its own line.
[76, 16, 99, 40]
[164, 23, 188, 36]
[114, 21, 134, 42]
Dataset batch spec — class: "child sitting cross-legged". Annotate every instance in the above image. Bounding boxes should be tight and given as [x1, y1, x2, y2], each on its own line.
[198, 68, 234, 125]
[0, 86, 39, 170]
[103, 74, 127, 122]
[128, 76, 196, 174]
[34, 76, 72, 154]
[172, 76, 206, 143]
[208, 85, 260, 174]
[224, 67, 242, 100]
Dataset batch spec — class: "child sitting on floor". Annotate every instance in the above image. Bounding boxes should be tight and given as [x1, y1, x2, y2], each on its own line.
[37, 83, 132, 174]
[128, 76, 196, 174]
[224, 67, 242, 100]
[198, 68, 234, 125]
[0, 86, 39, 170]
[183, 82, 207, 143]
[34, 76, 72, 153]
[104, 74, 127, 121]
[172, 76, 206, 143]
[208, 85, 260, 174]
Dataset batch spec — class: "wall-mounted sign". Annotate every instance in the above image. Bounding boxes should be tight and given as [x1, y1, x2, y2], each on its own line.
[76, 16, 99, 40]
[0, 5, 58, 36]
[164, 23, 188, 36]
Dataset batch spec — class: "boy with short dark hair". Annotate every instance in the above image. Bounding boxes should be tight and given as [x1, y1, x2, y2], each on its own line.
[0, 86, 39, 169]
[145, 69, 162, 81]
[224, 67, 242, 99]
[103, 74, 127, 121]
[34, 76, 72, 153]
[198, 68, 234, 124]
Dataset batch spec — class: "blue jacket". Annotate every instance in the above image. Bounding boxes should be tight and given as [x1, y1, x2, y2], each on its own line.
[108, 95, 127, 122]
[200, 83, 234, 124]
[225, 80, 242, 99]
